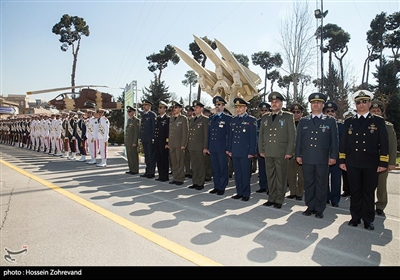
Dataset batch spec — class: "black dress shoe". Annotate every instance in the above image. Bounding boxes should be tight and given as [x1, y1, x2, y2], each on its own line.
[274, 203, 282, 209]
[205, 178, 212, 181]
[256, 188, 267, 193]
[126, 171, 134, 174]
[169, 181, 177, 184]
[195, 185, 204, 190]
[332, 202, 339, 207]
[175, 181, 183, 186]
[302, 208, 317, 216]
[348, 219, 361, 227]
[376, 209, 386, 217]
[241, 197, 249, 201]
[188, 184, 198, 189]
[209, 188, 218, 194]
[229, 175, 232, 178]
[216, 190, 225, 195]
[140, 174, 148, 178]
[315, 212, 324, 218]
[155, 178, 162, 181]
[263, 201, 274, 207]
[231, 194, 243, 199]
[185, 174, 192, 178]
[159, 179, 169, 182]
[295, 196, 302, 200]
[341, 192, 350, 197]
[364, 221, 375, 230]
[147, 174, 155, 179]
[286, 194, 296, 199]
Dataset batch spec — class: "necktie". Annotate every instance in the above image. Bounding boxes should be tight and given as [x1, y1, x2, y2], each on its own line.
[272, 114, 277, 121]
[194, 117, 197, 121]
[359, 115, 365, 125]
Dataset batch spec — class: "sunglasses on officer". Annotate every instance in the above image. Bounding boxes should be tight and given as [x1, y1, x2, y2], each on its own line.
[355, 100, 369, 105]
[325, 109, 335, 113]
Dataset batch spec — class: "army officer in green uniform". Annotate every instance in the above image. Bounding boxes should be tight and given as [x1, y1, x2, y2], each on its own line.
[125, 106, 140, 175]
[187, 100, 209, 190]
[258, 91, 296, 209]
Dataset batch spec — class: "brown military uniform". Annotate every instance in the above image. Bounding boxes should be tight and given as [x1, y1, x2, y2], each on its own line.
[188, 114, 209, 188]
[169, 114, 189, 183]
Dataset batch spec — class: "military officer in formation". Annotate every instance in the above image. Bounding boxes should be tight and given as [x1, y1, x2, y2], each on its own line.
[296, 93, 338, 219]
[75, 111, 88, 162]
[97, 108, 110, 167]
[340, 110, 355, 197]
[166, 101, 189, 186]
[228, 97, 257, 202]
[339, 90, 389, 230]
[323, 101, 343, 207]
[255, 101, 271, 194]
[184, 105, 194, 178]
[369, 99, 397, 218]
[139, 99, 157, 178]
[258, 92, 296, 209]
[154, 101, 170, 182]
[207, 96, 232, 196]
[125, 105, 140, 175]
[187, 100, 209, 190]
[287, 103, 305, 200]
[85, 109, 98, 164]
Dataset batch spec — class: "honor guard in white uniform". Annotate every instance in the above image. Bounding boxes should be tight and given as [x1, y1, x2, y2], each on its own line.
[86, 109, 98, 164]
[97, 108, 109, 167]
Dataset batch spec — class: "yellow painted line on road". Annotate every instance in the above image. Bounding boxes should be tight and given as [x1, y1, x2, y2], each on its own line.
[1, 159, 222, 266]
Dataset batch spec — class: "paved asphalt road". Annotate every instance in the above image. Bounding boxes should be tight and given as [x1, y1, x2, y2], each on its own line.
[0, 144, 399, 272]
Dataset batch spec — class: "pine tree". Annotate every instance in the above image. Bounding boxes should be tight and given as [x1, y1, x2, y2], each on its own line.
[142, 74, 171, 112]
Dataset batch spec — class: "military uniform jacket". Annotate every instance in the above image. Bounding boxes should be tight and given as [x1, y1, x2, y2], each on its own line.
[74, 119, 87, 140]
[188, 114, 209, 151]
[385, 121, 398, 166]
[258, 111, 296, 158]
[208, 112, 232, 153]
[295, 114, 338, 164]
[168, 114, 188, 148]
[339, 113, 389, 168]
[154, 114, 170, 146]
[125, 116, 140, 146]
[140, 110, 156, 142]
[229, 113, 257, 157]
[97, 116, 109, 140]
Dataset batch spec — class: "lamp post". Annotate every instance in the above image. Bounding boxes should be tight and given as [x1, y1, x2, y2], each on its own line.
[314, 1, 328, 93]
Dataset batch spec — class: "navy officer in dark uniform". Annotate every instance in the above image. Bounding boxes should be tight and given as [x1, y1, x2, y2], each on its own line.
[295, 93, 338, 219]
[228, 97, 257, 201]
[154, 101, 170, 182]
[140, 99, 157, 178]
[207, 96, 232, 196]
[339, 90, 389, 230]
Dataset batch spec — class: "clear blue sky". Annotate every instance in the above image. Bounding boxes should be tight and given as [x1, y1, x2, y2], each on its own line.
[1, 0, 399, 107]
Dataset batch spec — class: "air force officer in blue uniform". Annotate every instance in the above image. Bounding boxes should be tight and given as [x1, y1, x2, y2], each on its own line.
[207, 96, 232, 196]
[295, 93, 338, 218]
[228, 98, 257, 201]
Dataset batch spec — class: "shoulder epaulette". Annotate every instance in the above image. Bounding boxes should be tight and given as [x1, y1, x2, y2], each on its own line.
[385, 120, 393, 126]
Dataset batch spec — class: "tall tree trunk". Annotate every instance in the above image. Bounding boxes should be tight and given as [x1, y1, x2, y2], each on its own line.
[71, 40, 80, 93]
